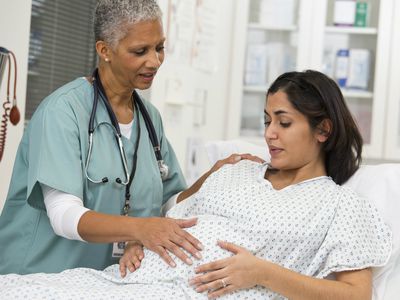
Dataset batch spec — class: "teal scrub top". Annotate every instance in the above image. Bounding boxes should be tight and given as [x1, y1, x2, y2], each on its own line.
[0, 78, 186, 274]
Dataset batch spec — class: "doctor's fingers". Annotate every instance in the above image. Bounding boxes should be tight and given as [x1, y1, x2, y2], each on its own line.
[152, 234, 201, 268]
[174, 219, 204, 250]
[209, 154, 241, 173]
[172, 225, 204, 259]
[238, 153, 265, 163]
[164, 236, 203, 266]
[153, 245, 176, 268]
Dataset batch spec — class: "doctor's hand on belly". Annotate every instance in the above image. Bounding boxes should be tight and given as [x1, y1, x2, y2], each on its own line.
[118, 218, 203, 277]
[130, 217, 203, 269]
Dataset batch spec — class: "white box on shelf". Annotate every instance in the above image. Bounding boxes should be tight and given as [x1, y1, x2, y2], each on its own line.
[347, 49, 371, 90]
[244, 44, 269, 86]
[259, 0, 296, 27]
[333, 0, 356, 26]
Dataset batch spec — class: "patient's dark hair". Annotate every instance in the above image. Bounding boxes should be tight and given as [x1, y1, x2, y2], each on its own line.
[267, 70, 363, 185]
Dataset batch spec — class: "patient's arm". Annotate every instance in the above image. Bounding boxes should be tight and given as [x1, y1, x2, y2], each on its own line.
[119, 242, 144, 278]
[255, 260, 371, 300]
[177, 153, 264, 203]
[191, 241, 372, 300]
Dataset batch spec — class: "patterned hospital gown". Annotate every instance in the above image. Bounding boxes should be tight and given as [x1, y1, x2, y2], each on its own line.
[0, 160, 392, 299]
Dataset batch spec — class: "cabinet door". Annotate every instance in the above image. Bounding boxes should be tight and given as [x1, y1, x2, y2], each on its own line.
[311, 0, 394, 159]
[384, 0, 400, 160]
[226, 0, 311, 141]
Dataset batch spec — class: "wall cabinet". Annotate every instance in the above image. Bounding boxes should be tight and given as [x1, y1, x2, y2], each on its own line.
[227, 0, 398, 161]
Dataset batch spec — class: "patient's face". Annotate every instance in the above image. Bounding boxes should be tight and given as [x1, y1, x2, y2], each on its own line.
[264, 91, 324, 172]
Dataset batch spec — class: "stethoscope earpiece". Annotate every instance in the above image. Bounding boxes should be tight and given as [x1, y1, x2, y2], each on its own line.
[102, 177, 109, 183]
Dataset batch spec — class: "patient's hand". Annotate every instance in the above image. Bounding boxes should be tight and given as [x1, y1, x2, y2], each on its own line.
[189, 241, 261, 298]
[119, 242, 145, 277]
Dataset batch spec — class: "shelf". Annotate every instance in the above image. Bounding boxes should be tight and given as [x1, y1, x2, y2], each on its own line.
[248, 23, 297, 32]
[342, 89, 373, 99]
[325, 26, 378, 35]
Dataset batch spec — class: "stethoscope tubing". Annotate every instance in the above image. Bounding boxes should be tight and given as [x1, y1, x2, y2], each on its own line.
[85, 122, 130, 185]
[85, 68, 168, 186]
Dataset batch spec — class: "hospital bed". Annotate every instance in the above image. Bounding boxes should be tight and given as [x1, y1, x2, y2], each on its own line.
[1, 141, 399, 299]
[197, 139, 400, 300]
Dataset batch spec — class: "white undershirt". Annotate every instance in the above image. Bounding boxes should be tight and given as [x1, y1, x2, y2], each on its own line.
[119, 119, 133, 140]
[41, 121, 179, 241]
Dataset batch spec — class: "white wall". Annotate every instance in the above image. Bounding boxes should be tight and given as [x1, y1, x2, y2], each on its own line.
[150, 0, 236, 182]
[0, 0, 236, 210]
[0, 0, 32, 212]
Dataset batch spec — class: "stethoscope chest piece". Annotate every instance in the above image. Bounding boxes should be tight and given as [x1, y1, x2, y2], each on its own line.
[158, 160, 169, 181]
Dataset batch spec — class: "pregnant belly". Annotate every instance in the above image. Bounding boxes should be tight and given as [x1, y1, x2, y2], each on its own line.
[116, 215, 238, 284]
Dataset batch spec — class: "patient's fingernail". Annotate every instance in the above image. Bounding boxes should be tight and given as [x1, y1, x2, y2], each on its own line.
[170, 261, 176, 268]
[195, 251, 202, 259]
[186, 258, 193, 265]
[189, 279, 195, 285]
[197, 243, 204, 250]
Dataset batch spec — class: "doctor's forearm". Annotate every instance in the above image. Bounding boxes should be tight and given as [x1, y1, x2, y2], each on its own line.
[77, 211, 141, 243]
[177, 170, 212, 203]
[177, 154, 259, 203]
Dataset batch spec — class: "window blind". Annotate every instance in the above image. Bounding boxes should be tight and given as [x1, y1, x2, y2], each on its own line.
[26, 0, 97, 121]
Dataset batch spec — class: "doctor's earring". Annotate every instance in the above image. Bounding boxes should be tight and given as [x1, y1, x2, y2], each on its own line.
[105, 58, 110, 62]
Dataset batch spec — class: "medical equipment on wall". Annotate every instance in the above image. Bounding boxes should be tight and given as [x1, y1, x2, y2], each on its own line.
[0, 47, 21, 162]
[85, 69, 169, 215]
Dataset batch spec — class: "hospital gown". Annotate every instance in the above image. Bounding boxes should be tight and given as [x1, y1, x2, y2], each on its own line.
[0, 160, 392, 299]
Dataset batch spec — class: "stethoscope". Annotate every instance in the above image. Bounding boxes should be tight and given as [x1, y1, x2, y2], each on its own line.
[84, 69, 169, 214]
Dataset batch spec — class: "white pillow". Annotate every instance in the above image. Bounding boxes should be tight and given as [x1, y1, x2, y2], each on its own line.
[203, 140, 399, 300]
[344, 164, 400, 300]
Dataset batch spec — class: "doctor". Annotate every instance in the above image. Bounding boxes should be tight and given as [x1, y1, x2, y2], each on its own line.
[0, 0, 250, 275]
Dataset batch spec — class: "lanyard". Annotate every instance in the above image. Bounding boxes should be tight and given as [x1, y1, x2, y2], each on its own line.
[122, 100, 141, 216]
[93, 69, 141, 216]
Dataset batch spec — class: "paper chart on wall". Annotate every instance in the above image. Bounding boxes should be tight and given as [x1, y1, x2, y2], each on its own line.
[166, 0, 195, 65]
[191, 0, 217, 72]
[166, 0, 217, 73]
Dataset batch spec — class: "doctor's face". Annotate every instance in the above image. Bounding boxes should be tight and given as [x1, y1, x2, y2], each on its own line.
[108, 19, 165, 90]
[264, 90, 325, 171]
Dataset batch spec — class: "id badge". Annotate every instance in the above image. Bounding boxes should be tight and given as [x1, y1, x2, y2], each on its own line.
[112, 241, 126, 258]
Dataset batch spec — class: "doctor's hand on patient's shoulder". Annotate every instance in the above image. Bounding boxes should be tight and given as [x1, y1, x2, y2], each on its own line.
[119, 242, 144, 277]
[189, 241, 262, 299]
[178, 153, 265, 204]
[134, 217, 203, 268]
[209, 153, 265, 174]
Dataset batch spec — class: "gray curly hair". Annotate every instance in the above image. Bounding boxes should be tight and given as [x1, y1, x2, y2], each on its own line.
[94, 0, 162, 48]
